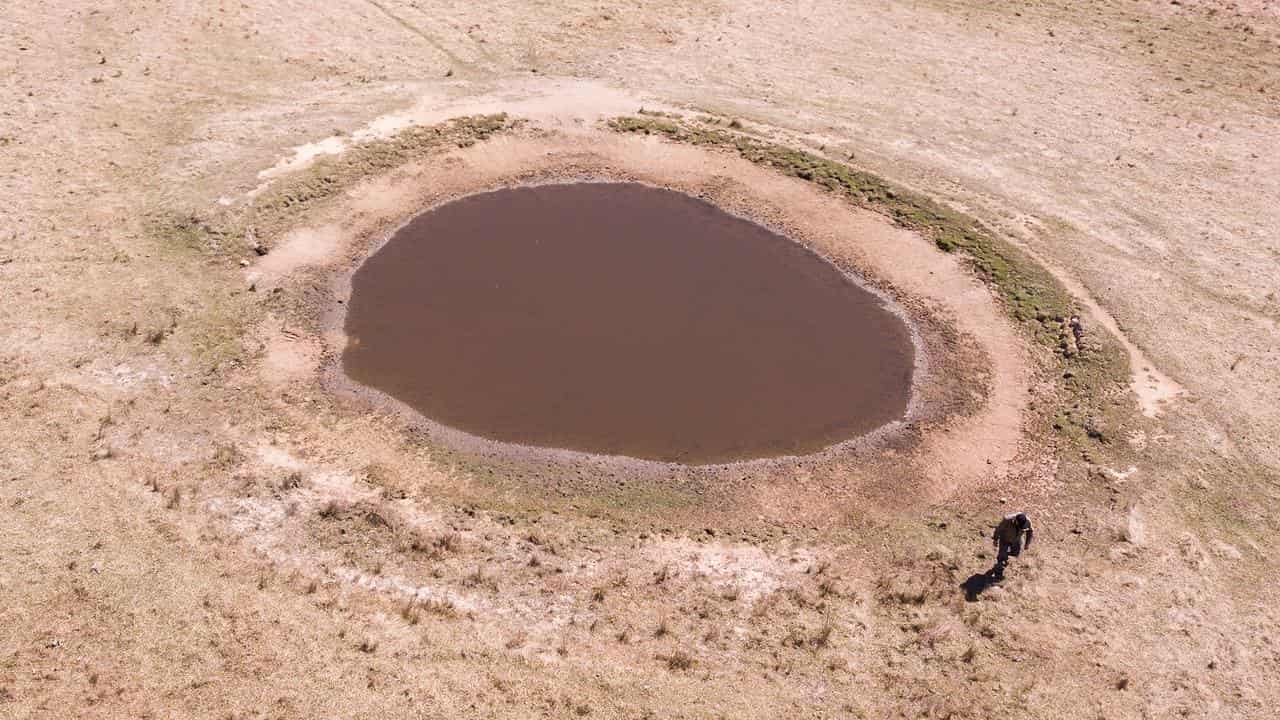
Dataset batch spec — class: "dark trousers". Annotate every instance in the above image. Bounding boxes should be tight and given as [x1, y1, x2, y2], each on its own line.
[995, 538, 1022, 573]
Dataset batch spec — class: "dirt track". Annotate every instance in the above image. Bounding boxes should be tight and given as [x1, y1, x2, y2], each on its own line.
[3, 2, 1279, 718]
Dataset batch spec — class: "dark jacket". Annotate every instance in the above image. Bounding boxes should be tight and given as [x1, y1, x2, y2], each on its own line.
[993, 512, 1033, 547]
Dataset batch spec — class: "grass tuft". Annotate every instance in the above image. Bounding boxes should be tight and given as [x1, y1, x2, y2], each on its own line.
[657, 651, 695, 671]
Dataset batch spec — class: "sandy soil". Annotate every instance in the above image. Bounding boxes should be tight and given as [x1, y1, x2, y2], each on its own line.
[2, 1, 1279, 718]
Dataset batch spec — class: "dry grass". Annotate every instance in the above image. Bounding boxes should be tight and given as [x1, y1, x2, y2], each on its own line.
[657, 651, 695, 672]
[401, 528, 462, 558]
[6, 1, 1278, 717]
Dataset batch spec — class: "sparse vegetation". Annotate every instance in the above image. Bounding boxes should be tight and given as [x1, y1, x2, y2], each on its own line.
[147, 115, 520, 264]
[317, 499, 348, 520]
[607, 115, 1071, 341]
[463, 564, 491, 590]
[607, 113, 1134, 450]
[420, 597, 458, 618]
[10, 1, 1275, 716]
[264, 115, 499, 228]
[401, 601, 421, 625]
[401, 528, 462, 558]
[653, 564, 669, 585]
[657, 651, 695, 671]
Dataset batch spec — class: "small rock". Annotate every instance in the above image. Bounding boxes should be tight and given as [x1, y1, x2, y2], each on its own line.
[1123, 506, 1146, 546]
[1116, 573, 1144, 588]
[90, 447, 112, 461]
[925, 545, 953, 562]
[1210, 541, 1242, 560]
[1084, 417, 1106, 441]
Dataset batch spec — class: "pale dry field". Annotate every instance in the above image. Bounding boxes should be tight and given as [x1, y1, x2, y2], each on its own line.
[2, 1, 1279, 718]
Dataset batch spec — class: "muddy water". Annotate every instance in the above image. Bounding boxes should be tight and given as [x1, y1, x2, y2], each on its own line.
[343, 183, 914, 464]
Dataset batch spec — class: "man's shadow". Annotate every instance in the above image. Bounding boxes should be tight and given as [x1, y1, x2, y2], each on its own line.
[960, 567, 1001, 601]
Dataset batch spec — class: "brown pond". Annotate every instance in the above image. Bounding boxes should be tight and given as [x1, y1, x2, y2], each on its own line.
[343, 182, 914, 464]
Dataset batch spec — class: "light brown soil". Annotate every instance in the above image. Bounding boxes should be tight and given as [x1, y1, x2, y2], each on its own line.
[2, 2, 1279, 719]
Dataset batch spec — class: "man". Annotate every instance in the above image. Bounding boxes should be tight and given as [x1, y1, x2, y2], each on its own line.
[991, 512, 1033, 579]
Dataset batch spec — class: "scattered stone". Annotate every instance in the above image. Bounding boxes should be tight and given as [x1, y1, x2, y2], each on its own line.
[1123, 506, 1145, 546]
[1210, 541, 1242, 560]
[1116, 573, 1144, 588]
[1054, 315, 1086, 357]
[925, 545, 953, 562]
[245, 226, 265, 255]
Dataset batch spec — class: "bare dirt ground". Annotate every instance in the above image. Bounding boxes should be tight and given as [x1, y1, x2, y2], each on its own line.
[3, 1, 1279, 718]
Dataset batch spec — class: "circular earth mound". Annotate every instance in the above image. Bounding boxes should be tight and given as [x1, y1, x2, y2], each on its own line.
[343, 182, 914, 464]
